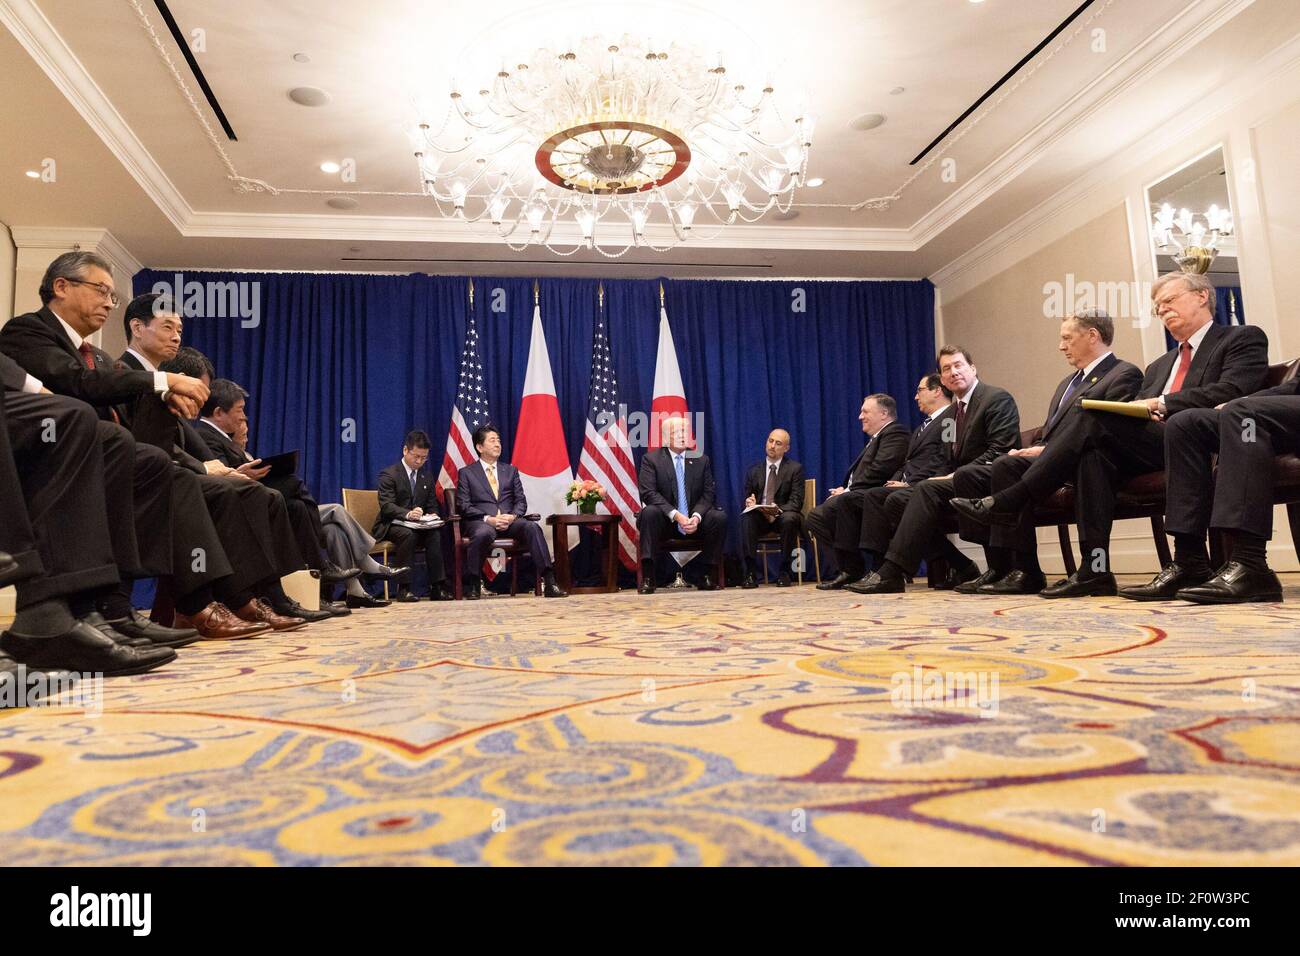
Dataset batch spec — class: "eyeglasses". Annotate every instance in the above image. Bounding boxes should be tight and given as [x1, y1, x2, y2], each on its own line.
[1151, 288, 1199, 318]
[62, 278, 120, 307]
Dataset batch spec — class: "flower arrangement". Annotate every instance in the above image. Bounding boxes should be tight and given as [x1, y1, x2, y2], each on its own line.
[565, 479, 606, 514]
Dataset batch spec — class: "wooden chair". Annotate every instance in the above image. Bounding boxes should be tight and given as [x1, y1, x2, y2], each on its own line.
[444, 495, 542, 599]
[341, 488, 398, 600]
[755, 477, 822, 584]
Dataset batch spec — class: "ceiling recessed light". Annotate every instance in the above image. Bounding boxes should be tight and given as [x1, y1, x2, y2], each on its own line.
[849, 112, 887, 132]
[288, 86, 331, 107]
[889, 86, 905, 95]
[772, 209, 800, 221]
[24, 170, 40, 179]
[319, 161, 341, 174]
[348, 246, 362, 253]
[805, 177, 824, 188]
[326, 197, 359, 210]
[291, 52, 311, 63]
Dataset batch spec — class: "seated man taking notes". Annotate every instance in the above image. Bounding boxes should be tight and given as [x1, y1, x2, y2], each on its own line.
[740, 428, 805, 588]
[374, 430, 452, 603]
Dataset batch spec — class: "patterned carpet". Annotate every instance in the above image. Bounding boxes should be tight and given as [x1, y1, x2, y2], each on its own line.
[3, 577, 1299, 866]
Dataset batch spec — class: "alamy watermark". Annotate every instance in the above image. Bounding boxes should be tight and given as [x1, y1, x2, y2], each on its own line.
[0, 666, 103, 715]
[1042, 275, 1155, 327]
[151, 273, 261, 328]
[890, 666, 1000, 718]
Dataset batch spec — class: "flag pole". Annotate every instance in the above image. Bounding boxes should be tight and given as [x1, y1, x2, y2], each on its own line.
[534, 280, 539, 306]
[468, 277, 474, 311]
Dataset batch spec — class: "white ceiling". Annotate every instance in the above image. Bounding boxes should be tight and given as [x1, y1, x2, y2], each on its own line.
[1, 0, 1298, 277]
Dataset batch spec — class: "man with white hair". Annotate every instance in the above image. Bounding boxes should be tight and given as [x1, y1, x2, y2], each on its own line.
[952, 272, 1267, 598]
[635, 416, 727, 594]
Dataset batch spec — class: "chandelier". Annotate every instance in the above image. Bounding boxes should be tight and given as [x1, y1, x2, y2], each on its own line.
[409, 35, 815, 257]
[1151, 202, 1233, 274]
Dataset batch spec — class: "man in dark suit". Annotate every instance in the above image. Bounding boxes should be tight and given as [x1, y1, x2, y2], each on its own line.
[636, 416, 727, 594]
[850, 346, 1021, 594]
[0, 350, 176, 678]
[950, 310, 1143, 594]
[806, 395, 910, 589]
[193, 375, 360, 587]
[375, 429, 452, 602]
[847, 374, 959, 589]
[739, 428, 805, 588]
[156, 347, 334, 625]
[455, 424, 567, 599]
[1127, 371, 1299, 604]
[951, 273, 1268, 598]
[0, 252, 275, 641]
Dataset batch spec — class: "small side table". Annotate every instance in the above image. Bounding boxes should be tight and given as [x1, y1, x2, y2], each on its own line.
[547, 513, 621, 594]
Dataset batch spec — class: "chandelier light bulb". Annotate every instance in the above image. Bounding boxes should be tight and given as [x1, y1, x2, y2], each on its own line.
[676, 201, 697, 231]
[526, 203, 546, 233]
[797, 114, 816, 146]
[489, 194, 510, 224]
[762, 167, 785, 196]
[723, 182, 743, 211]
[783, 145, 804, 173]
[575, 207, 597, 238]
[630, 206, 650, 235]
[450, 179, 468, 211]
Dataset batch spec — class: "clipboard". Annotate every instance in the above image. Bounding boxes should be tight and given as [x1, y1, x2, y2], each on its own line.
[255, 450, 300, 480]
[1080, 399, 1152, 420]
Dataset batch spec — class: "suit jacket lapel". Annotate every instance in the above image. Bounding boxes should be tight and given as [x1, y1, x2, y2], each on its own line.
[1185, 323, 1225, 387]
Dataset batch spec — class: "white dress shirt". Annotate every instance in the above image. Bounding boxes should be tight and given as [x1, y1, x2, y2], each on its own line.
[1160, 322, 1212, 396]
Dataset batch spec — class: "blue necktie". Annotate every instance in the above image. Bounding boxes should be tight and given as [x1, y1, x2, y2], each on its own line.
[674, 454, 688, 516]
[1051, 370, 1084, 422]
[920, 415, 932, 430]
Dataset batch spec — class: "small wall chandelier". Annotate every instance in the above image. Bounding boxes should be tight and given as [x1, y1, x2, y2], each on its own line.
[410, 35, 815, 257]
[1152, 202, 1234, 274]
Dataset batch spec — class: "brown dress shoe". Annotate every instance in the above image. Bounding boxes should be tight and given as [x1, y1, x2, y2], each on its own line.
[234, 598, 307, 632]
[175, 602, 271, 640]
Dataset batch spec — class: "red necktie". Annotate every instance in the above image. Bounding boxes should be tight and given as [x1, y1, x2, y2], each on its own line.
[80, 342, 121, 424]
[1168, 342, 1193, 394]
[953, 399, 967, 452]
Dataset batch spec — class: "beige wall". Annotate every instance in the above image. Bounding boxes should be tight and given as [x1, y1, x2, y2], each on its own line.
[1254, 98, 1300, 361]
[941, 204, 1141, 426]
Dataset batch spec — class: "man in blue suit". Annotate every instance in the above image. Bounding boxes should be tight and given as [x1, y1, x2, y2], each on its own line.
[455, 424, 567, 600]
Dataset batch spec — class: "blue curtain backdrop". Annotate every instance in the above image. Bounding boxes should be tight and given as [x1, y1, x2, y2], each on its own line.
[134, 271, 935, 561]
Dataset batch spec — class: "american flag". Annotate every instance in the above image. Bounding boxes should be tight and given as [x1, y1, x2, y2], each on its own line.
[576, 295, 639, 568]
[437, 303, 491, 503]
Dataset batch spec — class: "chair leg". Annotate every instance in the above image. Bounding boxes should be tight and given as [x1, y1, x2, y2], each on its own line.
[760, 545, 769, 584]
[381, 551, 389, 602]
[1150, 515, 1172, 567]
[1057, 525, 1077, 576]
[812, 535, 820, 584]
[510, 555, 519, 597]
[717, 555, 726, 589]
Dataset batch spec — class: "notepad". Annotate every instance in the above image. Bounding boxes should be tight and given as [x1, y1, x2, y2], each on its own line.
[255, 450, 300, 479]
[1080, 399, 1152, 420]
[743, 503, 781, 517]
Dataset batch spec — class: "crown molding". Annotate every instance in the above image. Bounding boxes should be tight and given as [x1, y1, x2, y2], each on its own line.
[0, 0, 193, 231]
[0, 0, 1264, 258]
[929, 25, 1300, 300]
[909, 0, 1257, 252]
[180, 210, 920, 250]
[10, 225, 144, 276]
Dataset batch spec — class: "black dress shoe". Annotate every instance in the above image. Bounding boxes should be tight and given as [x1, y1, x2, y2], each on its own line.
[1039, 571, 1117, 599]
[81, 611, 152, 648]
[1118, 562, 1213, 601]
[949, 496, 1016, 527]
[817, 571, 864, 591]
[320, 562, 362, 583]
[394, 590, 420, 604]
[955, 568, 1003, 594]
[697, 574, 717, 592]
[542, 578, 568, 598]
[845, 571, 905, 595]
[638, 579, 656, 595]
[776, 572, 792, 587]
[1175, 561, 1283, 604]
[105, 609, 200, 648]
[936, 564, 981, 591]
[269, 597, 332, 623]
[346, 592, 391, 609]
[742, 573, 759, 590]
[465, 580, 482, 601]
[428, 583, 455, 602]
[979, 569, 1047, 595]
[1, 621, 176, 677]
[321, 600, 352, 617]
[1, 649, 79, 707]
[368, 564, 409, 579]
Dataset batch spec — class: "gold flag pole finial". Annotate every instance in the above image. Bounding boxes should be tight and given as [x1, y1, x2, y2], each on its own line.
[659, 282, 665, 307]
[533, 280, 539, 306]
[598, 282, 604, 310]
[468, 277, 474, 310]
